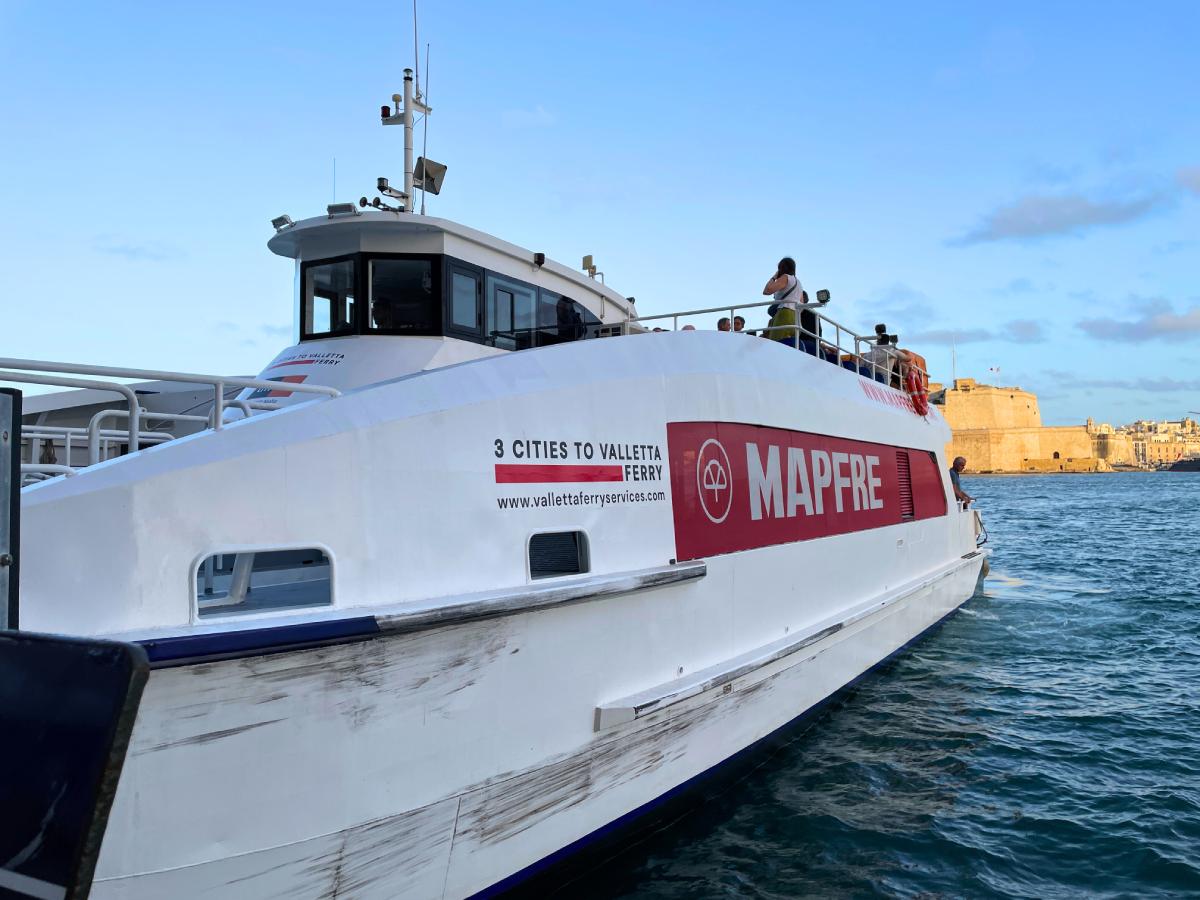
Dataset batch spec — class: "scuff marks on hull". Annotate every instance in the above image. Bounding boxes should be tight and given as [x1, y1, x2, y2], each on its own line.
[94, 797, 460, 900]
[131, 620, 511, 756]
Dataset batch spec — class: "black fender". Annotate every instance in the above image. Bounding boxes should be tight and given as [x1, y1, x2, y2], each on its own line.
[0, 631, 148, 900]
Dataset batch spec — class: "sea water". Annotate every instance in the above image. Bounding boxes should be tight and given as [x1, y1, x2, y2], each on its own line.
[583, 472, 1200, 898]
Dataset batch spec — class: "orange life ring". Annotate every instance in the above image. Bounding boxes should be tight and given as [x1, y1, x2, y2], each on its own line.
[905, 366, 929, 416]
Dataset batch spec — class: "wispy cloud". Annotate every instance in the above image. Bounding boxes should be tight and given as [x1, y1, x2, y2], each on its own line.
[994, 277, 1035, 295]
[905, 319, 1045, 345]
[1179, 167, 1200, 194]
[1154, 240, 1194, 256]
[903, 328, 989, 344]
[93, 236, 184, 262]
[1006, 319, 1045, 342]
[1076, 298, 1200, 342]
[860, 283, 936, 322]
[1023, 161, 1081, 187]
[953, 191, 1169, 244]
[1043, 369, 1200, 393]
[210, 321, 291, 342]
[501, 105, 555, 128]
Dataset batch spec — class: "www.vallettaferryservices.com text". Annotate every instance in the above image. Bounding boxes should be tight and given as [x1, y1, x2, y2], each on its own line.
[497, 488, 666, 510]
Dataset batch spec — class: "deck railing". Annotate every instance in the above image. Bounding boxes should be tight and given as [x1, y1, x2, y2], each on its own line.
[2, 358, 341, 483]
[627, 300, 928, 388]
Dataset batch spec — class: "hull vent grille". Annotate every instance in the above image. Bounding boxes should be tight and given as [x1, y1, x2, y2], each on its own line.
[897, 451, 914, 520]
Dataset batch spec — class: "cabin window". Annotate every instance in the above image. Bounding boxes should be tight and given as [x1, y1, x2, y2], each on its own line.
[450, 269, 482, 332]
[302, 259, 356, 339]
[529, 531, 590, 579]
[369, 258, 438, 334]
[196, 548, 332, 618]
[538, 290, 602, 346]
[296, 251, 608, 348]
[487, 275, 537, 350]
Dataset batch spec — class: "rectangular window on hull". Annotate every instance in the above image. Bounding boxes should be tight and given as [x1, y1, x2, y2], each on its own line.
[370, 259, 438, 334]
[196, 548, 332, 618]
[302, 260, 356, 339]
[529, 531, 590, 579]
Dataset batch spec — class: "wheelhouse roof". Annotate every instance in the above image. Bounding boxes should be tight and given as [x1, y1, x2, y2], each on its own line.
[268, 212, 634, 318]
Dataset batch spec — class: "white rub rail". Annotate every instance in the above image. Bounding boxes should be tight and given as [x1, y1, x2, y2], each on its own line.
[2, 357, 341, 483]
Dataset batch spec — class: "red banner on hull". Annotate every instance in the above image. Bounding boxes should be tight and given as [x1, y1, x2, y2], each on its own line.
[667, 422, 948, 560]
[495, 464, 624, 483]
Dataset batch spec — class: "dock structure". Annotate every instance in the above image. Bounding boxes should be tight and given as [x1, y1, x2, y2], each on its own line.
[1, 388, 18, 629]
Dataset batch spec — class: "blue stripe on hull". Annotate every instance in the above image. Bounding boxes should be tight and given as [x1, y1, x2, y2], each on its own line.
[473, 601, 970, 898]
[138, 616, 379, 667]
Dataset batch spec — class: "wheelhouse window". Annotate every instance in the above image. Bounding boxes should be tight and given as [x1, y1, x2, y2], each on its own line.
[297, 251, 605, 348]
[302, 259, 356, 339]
[487, 275, 537, 350]
[538, 290, 600, 346]
[450, 269, 481, 333]
[370, 258, 438, 334]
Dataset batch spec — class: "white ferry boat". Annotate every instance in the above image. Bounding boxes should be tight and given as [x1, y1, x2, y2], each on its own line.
[0, 68, 988, 900]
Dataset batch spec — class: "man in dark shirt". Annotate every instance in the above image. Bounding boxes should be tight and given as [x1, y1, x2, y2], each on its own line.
[949, 456, 974, 508]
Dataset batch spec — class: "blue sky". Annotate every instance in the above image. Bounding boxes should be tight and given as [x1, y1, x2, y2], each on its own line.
[2, 1, 1197, 424]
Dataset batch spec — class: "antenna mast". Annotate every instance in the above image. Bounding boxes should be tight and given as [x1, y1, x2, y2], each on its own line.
[370, 9, 443, 216]
[403, 69, 415, 207]
[421, 43, 430, 215]
[412, 0, 421, 101]
[379, 70, 432, 213]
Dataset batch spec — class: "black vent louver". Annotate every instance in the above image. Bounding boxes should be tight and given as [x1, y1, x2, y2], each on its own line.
[896, 451, 915, 520]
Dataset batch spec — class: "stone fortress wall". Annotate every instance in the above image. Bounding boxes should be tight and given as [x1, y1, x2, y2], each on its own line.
[935, 378, 1136, 473]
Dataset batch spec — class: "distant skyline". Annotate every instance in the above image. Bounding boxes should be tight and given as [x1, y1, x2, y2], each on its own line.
[2, 1, 1197, 424]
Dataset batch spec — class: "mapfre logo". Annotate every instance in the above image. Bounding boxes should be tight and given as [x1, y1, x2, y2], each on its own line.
[667, 421, 947, 562]
[695, 438, 732, 523]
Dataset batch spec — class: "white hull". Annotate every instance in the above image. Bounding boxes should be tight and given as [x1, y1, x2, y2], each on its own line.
[90, 548, 982, 898]
[12, 333, 986, 898]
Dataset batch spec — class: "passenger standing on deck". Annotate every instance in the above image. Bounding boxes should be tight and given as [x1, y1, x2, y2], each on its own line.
[718, 317, 732, 332]
[949, 457, 974, 508]
[863, 330, 899, 384]
[733, 316, 746, 332]
[762, 258, 818, 353]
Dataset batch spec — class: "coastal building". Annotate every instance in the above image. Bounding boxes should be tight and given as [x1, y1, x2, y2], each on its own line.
[932, 378, 1135, 473]
[1118, 418, 1200, 466]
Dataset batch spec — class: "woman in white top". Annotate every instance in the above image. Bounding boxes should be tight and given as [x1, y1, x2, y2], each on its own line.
[762, 257, 817, 352]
